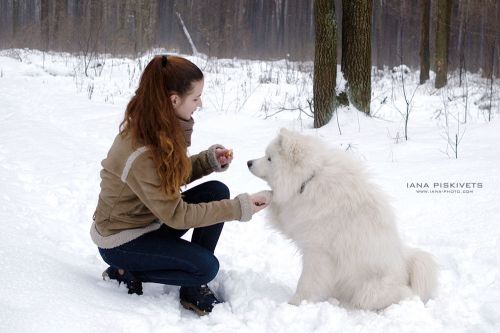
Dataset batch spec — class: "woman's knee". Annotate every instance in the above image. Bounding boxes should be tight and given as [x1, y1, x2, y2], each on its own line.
[205, 180, 230, 201]
[198, 253, 220, 284]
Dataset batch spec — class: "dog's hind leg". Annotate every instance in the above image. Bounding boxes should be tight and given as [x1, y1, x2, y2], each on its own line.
[350, 278, 413, 310]
[289, 252, 333, 305]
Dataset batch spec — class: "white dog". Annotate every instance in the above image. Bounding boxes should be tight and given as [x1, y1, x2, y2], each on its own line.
[247, 129, 437, 310]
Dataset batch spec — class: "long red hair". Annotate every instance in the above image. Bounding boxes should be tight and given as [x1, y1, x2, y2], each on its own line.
[120, 55, 203, 196]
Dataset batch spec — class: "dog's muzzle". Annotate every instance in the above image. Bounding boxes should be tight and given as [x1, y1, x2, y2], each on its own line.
[247, 160, 253, 168]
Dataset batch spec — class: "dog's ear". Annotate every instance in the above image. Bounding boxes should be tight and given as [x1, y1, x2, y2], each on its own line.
[278, 128, 303, 163]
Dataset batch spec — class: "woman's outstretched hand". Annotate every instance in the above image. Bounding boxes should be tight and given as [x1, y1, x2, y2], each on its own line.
[250, 190, 273, 214]
[215, 147, 233, 167]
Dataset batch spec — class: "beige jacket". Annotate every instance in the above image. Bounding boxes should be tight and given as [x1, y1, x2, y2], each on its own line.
[90, 134, 252, 248]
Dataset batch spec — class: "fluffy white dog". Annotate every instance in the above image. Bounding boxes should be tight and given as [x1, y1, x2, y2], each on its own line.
[247, 129, 437, 310]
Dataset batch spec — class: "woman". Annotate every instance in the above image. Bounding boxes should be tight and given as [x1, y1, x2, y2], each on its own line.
[90, 55, 270, 315]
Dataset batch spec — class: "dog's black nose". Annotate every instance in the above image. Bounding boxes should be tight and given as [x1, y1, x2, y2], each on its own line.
[247, 160, 253, 168]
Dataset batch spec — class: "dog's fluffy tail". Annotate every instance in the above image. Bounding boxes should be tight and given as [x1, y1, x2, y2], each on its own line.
[405, 248, 438, 302]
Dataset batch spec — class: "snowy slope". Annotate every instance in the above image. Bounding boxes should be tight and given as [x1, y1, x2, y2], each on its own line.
[0, 49, 499, 333]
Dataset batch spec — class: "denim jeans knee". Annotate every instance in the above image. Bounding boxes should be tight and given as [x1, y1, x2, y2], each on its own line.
[198, 252, 220, 285]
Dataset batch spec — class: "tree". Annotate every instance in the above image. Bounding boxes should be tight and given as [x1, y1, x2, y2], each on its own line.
[419, 0, 431, 84]
[496, 0, 500, 78]
[435, 0, 452, 89]
[341, 0, 372, 114]
[457, 0, 469, 86]
[12, 0, 20, 42]
[54, 0, 68, 50]
[374, 0, 384, 70]
[40, 0, 50, 51]
[481, 0, 495, 78]
[313, 0, 337, 128]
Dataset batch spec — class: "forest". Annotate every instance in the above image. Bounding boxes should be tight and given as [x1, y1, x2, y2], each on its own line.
[0, 0, 498, 77]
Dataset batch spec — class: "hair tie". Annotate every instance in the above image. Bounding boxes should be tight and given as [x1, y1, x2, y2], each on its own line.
[161, 55, 168, 68]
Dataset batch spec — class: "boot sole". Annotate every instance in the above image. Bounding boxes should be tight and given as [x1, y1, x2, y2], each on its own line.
[180, 300, 209, 316]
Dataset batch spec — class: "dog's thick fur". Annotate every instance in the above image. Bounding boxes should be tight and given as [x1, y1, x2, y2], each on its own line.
[248, 129, 437, 310]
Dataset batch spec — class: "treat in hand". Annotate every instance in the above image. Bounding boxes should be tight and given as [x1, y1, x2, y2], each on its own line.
[216, 147, 233, 167]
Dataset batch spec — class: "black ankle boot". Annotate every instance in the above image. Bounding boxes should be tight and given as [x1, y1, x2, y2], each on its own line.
[179, 285, 223, 315]
[102, 267, 143, 295]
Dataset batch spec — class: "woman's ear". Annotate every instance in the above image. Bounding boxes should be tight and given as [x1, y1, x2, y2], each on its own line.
[170, 94, 179, 108]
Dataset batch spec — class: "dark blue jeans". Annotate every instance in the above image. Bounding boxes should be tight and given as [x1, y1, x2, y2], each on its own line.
[98, 180, 228, 287]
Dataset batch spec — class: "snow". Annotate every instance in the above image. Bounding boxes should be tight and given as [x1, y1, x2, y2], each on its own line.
[1, 48, 499, 333]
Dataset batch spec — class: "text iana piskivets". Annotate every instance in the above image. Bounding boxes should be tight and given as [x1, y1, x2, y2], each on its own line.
[406, 182, 483, 189]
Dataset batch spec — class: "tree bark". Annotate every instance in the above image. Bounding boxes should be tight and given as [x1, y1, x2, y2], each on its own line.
[457, 0, 469, 86]
[341, 0, 372, 114]
[375, 0, 384, 69]
[54, 0, 68, 50]
[313, 0, 337, 128]
[12, 0, 20, 41]
[482, 0, 495, 78]
[40, 0, 50, 51]
[496, 0, 500, 78]
[419, 0, 431, 84]
[435, 0, 452, 89]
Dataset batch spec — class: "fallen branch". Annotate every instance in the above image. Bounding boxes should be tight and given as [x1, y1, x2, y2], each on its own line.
[176, 12, 198, 56]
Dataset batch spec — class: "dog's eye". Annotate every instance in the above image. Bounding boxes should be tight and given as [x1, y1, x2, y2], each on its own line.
[267, 157, 272, 162]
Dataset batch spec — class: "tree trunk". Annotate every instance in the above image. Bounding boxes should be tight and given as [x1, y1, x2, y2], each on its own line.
[435, 0, 452, 89]
[396, 1, 402, 61]
[341, 0, 372, 114]
[457, 0, 469, 86]
[375, 0, 384, 70]
[313, 0, 337, 128]
[54, 0, 68, 51]
[40, 0, 50, 51]
[482, 0, 495, 78]
[496, 0, 500, 78]
[12, 0, 20, 42]
[419, 0, 431, 84]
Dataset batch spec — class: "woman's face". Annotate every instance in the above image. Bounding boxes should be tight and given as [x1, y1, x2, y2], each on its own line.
[171, 79, 204, 121]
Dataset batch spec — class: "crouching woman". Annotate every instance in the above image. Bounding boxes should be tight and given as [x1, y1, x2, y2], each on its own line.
[90, 55, 269, 315]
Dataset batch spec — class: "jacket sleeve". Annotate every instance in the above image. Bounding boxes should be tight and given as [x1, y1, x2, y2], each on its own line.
[188, 145, 229, 183]
[125, 152, 252, 229]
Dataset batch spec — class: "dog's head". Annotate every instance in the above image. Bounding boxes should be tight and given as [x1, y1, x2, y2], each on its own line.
[247, 128, 321, 203]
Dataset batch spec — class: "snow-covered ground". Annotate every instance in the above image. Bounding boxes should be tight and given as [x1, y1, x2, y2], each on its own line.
[1, 49, 499, 333]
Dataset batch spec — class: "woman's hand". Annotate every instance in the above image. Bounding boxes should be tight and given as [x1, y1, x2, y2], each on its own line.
[250, 190, 272, 214]
[215, 147, 233, 167]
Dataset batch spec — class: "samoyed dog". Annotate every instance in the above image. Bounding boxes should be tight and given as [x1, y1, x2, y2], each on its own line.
[247, 129, 437, 310]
